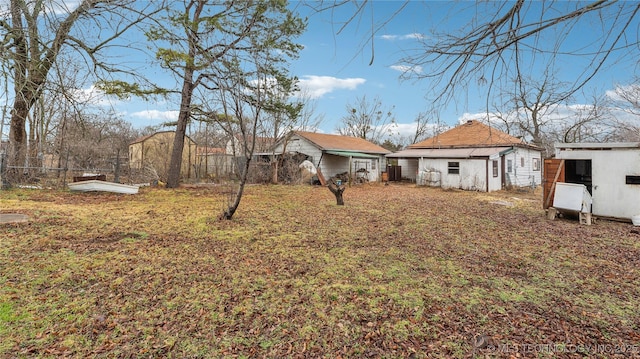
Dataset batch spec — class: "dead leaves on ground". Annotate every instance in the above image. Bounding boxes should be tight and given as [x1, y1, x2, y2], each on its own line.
[1, 184, 639, 358]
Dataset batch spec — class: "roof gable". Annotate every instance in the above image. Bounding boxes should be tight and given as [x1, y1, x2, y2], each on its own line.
[409, 120, 526, 149]
[130, 131, 197, 146]
[294, 131, 391, 154]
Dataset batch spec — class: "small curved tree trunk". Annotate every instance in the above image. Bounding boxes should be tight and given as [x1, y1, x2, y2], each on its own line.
[219, 152, 253, 220]
[327, 178, 345, 205]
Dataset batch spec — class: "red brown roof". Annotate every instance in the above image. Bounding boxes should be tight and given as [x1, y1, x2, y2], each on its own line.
[409, 120, 525, 149]
[295, 131, 391, 154]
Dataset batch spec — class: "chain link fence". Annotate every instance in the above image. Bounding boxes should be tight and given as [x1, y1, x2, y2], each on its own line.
[0, 151, 311, 190]
[0, 151, 134, 190]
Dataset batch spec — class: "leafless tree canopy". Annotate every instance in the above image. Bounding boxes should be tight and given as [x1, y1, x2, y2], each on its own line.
[1, 0, 163, 169]
[336, 95, 396, 144]
[316, 1, 639, 150]
[398, 1, 640, 111]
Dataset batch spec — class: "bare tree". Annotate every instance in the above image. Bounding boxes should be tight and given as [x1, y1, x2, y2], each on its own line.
[489, 71, 572, 153]
[260, 89, 325, 183]
[397, 1, 640, 115]
[1, 0, 163, 176]
[614, 83, 640, 117]
[560, 94, 616, 143]
[336, 95, 396, 144]
[295, 89, 325, 133]
[315, 1, 639, 136]
[210, 49, 301, 220]
[609, 82, 640, 141]
[61, 113, 135, 173]
[487, 70, 619, 154]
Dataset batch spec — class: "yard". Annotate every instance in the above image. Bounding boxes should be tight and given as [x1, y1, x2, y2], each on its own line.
[1, 184, 639, 358]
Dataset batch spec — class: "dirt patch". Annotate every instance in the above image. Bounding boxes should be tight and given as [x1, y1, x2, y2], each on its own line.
[0, 213, 29, 223]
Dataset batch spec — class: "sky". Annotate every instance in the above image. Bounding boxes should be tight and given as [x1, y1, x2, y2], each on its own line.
[120, 1, 471, 135]
[117, 1, 639, 138]
[2, 1, 639, 142]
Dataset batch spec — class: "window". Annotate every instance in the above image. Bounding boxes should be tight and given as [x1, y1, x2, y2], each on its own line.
[521, 157, 525, 167]
[507, 159, 513, 173]
[448, 161, 460, 174]
[626, 176, 640, 185]
[532, 158, 540, 171]
[492, 160, 498, 177]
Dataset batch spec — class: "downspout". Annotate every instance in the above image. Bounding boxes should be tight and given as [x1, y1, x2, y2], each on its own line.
[349, 155, 353, 186]
[485, 158, 489, 192]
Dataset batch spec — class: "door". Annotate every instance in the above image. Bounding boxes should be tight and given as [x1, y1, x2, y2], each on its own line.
[543, 159, 565, 209]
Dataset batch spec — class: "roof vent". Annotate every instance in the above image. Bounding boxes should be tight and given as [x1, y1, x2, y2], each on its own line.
[466, 120, 474, 125]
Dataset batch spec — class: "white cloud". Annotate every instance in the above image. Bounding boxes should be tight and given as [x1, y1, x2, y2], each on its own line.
[392, 122, 422, 138]
[381, 33, 426, 41]
[380, 34, 397, 41]
[606, 84, 640, 103]
[73, 85, 125, 107]
[296, 75, 366, 99]
[390, 64, 423, 74]
[130, 110, 179, 122]
[605, 88, 622, 101]
[49, 1, 82, 15]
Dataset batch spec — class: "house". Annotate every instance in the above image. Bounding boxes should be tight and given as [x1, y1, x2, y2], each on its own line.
[271, 131, 391, 183]
[387, 120, 543, 191]
[129, 131, 197, 182]
[225, 135, 274, 157]
[544, 142, 640, 221]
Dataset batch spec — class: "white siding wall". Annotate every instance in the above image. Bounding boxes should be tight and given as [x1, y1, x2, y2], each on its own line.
[558, 148, 640, 219]
[322, 155, 383, 181]
[273, 135, 322, 165]
[321, 154, 349, 177]
[397, 159, 418, 181]
[419, 158, 488, 191]
[504, 148, 542, 188]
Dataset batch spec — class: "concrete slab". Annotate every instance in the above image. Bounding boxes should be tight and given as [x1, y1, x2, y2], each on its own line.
[0, 213, 29, 224]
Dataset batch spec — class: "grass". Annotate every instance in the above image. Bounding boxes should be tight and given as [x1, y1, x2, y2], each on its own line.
[1, 183, 639, 358]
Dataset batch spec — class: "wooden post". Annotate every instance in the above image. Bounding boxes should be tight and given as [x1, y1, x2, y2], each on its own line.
[316, 167, 327, 186]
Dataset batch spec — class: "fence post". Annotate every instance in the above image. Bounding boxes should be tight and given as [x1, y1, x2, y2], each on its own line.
[0, 151, 8, 189]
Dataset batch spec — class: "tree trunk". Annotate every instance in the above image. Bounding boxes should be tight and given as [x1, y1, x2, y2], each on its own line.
[271, 158, 278, 184]
[8, 97, 29, 173]
[219, 154, 252, 220]
[166, 75, 194, 188]
[165, 0, 202, 189]
[327, 179, 345, 205]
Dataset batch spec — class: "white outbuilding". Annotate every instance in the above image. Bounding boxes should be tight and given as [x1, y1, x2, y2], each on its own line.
[544, 142, 640, 221]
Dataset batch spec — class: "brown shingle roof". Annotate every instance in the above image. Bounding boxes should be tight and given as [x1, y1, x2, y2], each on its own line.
[295, 131, 391, 154]
[408, 120, 525, 149]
